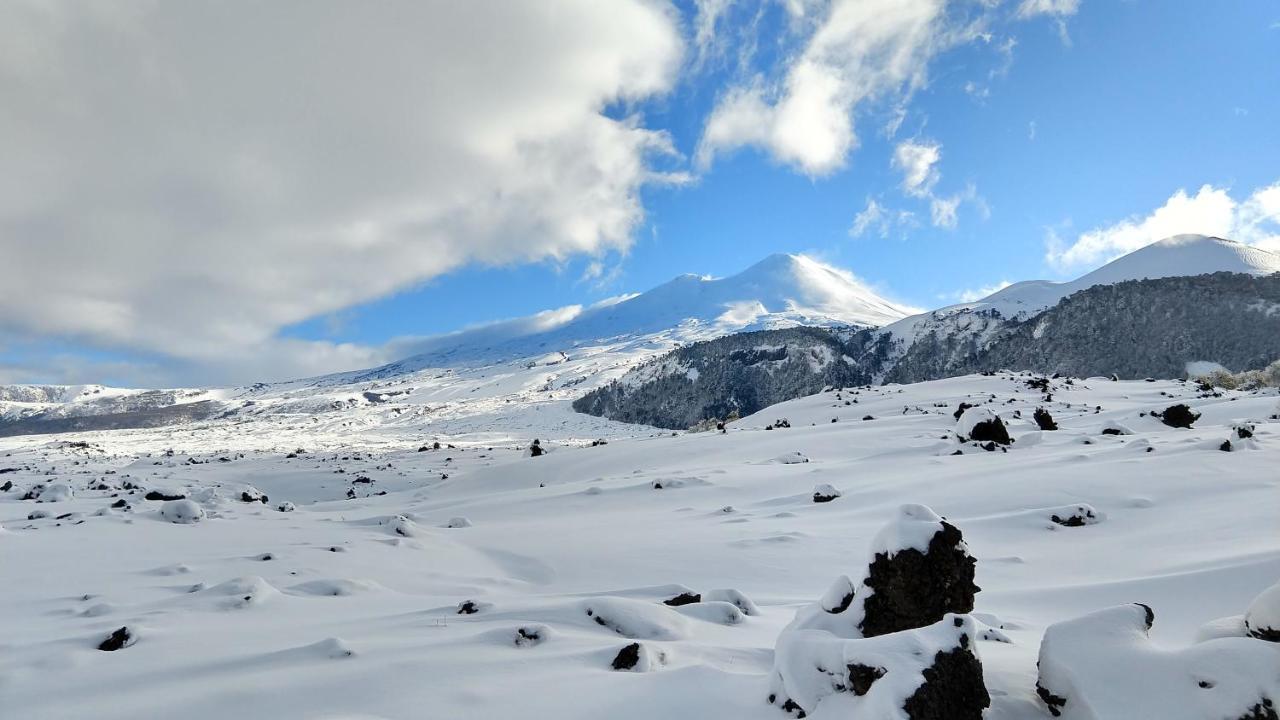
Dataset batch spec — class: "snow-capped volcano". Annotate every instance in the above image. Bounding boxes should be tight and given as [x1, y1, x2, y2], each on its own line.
[383, 253, 913, 369]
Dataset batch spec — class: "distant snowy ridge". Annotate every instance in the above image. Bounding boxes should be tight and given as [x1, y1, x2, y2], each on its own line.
[885, 235, 1280, 349]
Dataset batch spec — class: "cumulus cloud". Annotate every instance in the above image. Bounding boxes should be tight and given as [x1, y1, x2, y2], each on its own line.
[1046, 181, 1280, 271]
[0, 1, 684, 384]
[696, 0, 983, 175]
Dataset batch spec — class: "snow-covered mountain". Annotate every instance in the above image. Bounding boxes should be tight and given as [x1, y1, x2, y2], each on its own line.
[0, 254, 910, 438]
[372, 253, 913, 372]
[884, 234, 1280, 352]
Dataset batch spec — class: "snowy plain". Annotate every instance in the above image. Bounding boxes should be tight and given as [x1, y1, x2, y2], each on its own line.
[2, 371, 1277, 719]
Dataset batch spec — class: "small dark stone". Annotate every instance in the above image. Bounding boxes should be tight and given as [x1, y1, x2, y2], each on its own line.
[611, 642, 642, 670]
[1220, 440, 1233, 452]
[846, 663, 886, 696]
[0, 480, 12, 492]
[457, 600, 480, 615]
[953, 403, 974, 421]
[111, 499, 129, 509]
[663, 592, 701, 607]
[1101, 428, 1123, 436]
[1237, 425, 1255, 439]
[98, 626, 135, 651]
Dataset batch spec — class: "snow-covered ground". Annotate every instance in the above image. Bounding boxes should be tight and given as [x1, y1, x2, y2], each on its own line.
[2, 373, 1276, 718]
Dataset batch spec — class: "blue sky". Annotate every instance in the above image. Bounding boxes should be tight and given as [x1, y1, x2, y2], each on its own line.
[2, 0, 1279, 386]
[285, 1, 1280, 344]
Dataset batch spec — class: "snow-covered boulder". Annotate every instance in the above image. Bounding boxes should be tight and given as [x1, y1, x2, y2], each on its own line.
[957, 407, 1010, 445]
[1036, 604, 1280, 719]
[610, 641, 665, 672]
[444, 516, 472, 528]
[239, 486, 268, 503]
[769, 614, 988, 719]
[788, 504, 978, 640]
[770, 451, 810, 464]
[768, 505, 986, 717]
[159, 499, 205, 524]
[1245, 580, 1280, 642]
[582, 597, 689, 640]
[31, 482, 74, 502]
[812, 484, 842, 503]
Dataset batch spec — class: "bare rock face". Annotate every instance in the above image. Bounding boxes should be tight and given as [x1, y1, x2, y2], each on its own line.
[859, 518, 979, 638]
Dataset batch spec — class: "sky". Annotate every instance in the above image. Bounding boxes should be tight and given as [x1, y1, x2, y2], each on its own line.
[1, 0, 1278, 388]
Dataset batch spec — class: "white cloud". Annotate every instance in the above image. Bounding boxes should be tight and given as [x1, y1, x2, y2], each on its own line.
[1016, 0, 1081, 19]
[1046, 181, 1280, 270]
[697, 0, 982, 175]
[0, 1, 685, 385]
[848, 197, 918, 239]
[1016, 0, 1080, 44]
[887, 140, 982, 230]
[893, 140, 942, 197]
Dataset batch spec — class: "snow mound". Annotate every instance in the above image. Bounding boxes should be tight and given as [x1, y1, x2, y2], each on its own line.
[288, 579, 380, 597]
[703, 588, 760, 616]
[671, 600, 744, 625]
[1245, 580, 1280, 642]
[159, 499, 205, 524]
[200, 576, 282, 608]
[768, 451, 810, 465]
[581, 597, 689, 640]
[1036, 604, 1280, 719]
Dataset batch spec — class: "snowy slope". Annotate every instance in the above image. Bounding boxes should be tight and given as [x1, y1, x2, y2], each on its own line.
[2, 373, 1276, 718]
[882, 234, 1280, 360]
